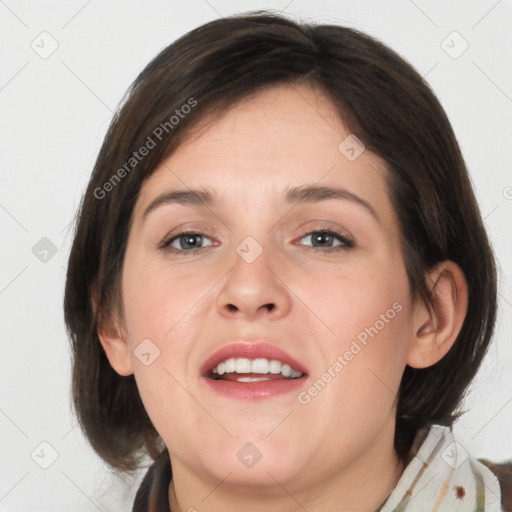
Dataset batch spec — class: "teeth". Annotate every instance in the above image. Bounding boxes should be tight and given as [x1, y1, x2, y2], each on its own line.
[236, 357, 251, 373]
[252, 358, 269, 374]
[269, 360, 281, 374]
[236, 376, 272, 382]
[211, 357, 303, 379]
[224, 358, 236, 373]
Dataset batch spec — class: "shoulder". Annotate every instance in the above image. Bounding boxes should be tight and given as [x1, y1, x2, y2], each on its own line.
[478, 458, 512, 512]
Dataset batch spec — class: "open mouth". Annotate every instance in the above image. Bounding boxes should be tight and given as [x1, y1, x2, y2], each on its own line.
[207, 357, 306, 382]
[200, 342, 309, 399]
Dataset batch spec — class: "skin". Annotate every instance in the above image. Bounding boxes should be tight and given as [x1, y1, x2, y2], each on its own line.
[98, 83, 468, 512]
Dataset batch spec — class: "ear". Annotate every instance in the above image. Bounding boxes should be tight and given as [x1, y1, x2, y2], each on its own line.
[93, 297, 134, 376]
[407, 261, 468, 369]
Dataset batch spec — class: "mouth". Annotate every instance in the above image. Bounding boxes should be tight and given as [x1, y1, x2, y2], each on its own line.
[207, 358, 304, 381]
[200, 342, 309, 400]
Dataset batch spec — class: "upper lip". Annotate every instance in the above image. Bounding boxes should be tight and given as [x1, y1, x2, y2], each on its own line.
[200, 341, 309, 377]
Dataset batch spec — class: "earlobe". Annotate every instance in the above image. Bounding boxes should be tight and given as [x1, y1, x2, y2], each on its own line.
[94, 299, 134, 377]
[406, 261, 468, 369]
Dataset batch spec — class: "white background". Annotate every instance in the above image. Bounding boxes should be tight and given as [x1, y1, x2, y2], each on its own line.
[1, 1, 511, 510]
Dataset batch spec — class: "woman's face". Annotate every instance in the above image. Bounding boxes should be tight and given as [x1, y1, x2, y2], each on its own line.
[118, 84, 417, 491]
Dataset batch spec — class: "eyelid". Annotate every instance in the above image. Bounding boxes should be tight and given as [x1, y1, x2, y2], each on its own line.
[158, 229, 215, 252]
[294, 226, 354, 251]
[156, 221, 215, 245]
[293, 219, 354, 242]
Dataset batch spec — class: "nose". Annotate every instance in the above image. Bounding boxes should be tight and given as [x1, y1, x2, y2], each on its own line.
[215, 241, 292, 321]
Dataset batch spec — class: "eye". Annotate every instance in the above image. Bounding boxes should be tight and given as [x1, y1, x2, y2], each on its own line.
[297, 229, 354, 252]
[159, 231, 214, 254]
[158, 228, 354, 255]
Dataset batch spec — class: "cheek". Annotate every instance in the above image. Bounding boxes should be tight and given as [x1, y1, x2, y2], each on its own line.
[121, 253, 205, 342]
[131, 356, 180, 445]
[299, 301, 412, 449]
[120, 256, 213, 422]
[305, 252, 411, 410]
[300, 251, 409, 349]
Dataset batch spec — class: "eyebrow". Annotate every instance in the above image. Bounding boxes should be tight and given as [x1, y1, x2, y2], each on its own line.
[141, 185, 380, 224]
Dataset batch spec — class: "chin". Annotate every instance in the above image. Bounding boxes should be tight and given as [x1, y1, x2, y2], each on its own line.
[199, 443, 305, 487]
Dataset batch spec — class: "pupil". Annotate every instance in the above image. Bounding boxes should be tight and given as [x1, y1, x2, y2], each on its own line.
[182, 234, 200, 249]
[313, 232, 331, 247]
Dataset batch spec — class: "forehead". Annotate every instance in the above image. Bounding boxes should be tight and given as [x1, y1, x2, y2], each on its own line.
[132, 84, 397, 234]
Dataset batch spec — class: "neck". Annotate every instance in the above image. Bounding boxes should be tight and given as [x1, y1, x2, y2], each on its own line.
[168, 418, 404, 512]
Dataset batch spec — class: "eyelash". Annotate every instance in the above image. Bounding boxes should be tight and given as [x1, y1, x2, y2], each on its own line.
[158, 228, 355, 255]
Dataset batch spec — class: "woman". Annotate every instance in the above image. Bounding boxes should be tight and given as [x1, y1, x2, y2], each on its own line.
[64, 11, 511, 511]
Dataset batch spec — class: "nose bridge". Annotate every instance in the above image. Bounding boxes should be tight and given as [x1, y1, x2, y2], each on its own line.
[226, 190, 277, 267]
[231, 230, 274, 295]
[215, 227, 291, 319]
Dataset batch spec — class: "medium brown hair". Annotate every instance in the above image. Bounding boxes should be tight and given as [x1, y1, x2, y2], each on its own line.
[63, 10, 498, 473]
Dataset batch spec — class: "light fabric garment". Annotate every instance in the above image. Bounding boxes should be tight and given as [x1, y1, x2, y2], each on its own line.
[379, 425, 503, 511]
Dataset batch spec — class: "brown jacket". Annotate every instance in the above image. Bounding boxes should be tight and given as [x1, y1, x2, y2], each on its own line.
[132, 449, 512, 511]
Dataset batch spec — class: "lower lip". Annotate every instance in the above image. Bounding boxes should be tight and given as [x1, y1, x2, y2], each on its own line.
[201, 375, 308, 400]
